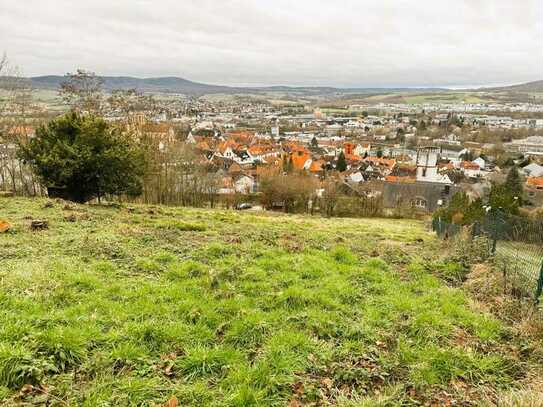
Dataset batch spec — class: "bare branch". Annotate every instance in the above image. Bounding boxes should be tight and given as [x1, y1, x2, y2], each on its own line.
[0, 52, 7, 76]
[59, 69, 104, 113]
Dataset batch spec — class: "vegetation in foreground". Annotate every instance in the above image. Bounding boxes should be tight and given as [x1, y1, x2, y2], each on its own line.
[0, 198, 540, 405]
[18, 111, 146, 203]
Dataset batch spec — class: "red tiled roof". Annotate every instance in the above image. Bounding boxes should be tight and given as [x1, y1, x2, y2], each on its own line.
[345, 153, 362, 161]
[460, 161, 480, 170]
[438, 162, 455, 169]
[291, 152, 311, 170]
[364, 157, 396, 170]
[385, 175, 416, 183]
[309, 160, 325, 173]
[527, 177, 543, 188]
[8, 126, 35, 136]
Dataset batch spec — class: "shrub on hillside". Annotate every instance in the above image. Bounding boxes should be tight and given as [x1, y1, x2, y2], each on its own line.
[433, 193, 485, 226]
[18, 111, 146, 203]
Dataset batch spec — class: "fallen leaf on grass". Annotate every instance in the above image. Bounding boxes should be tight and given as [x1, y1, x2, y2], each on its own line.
[321, 378, 333, 388]
[0, 220, 11, 233]
[163, 396, 178, 407]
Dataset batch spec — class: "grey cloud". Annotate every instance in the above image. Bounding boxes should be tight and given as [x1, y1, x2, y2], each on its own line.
[0, 0, 542, 87]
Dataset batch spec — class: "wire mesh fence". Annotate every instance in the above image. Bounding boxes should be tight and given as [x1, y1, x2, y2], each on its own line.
[432, 212, 543, 304]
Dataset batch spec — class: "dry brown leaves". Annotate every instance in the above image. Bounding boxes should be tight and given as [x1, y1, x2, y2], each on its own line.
[163, 396, 178, 407]
[0, 219, 11, 233]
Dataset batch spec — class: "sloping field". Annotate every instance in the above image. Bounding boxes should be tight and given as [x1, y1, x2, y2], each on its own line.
[0, 198, 533, 405]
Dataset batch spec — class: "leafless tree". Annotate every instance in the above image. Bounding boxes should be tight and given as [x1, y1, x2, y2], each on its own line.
[0, 53, 41, 196]
[11, 78, 33, 117]
[321, 178, 339, 217]
[0, 56, 33, 116]
[260, 173, 318, 213]
[60, 69, 104, 113]
[0, 52, 13, 115]
[0, 53, 7, 73]
[108, 88, 159, 116]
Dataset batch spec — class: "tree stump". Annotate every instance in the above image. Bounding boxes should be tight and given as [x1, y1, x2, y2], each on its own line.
[30, 220, 49, 231]
[64, 214, 77, 222]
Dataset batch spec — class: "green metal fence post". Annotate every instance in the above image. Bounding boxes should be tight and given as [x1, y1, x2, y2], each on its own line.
[535, 259, 543, 305]
[490, 210, 502, 255]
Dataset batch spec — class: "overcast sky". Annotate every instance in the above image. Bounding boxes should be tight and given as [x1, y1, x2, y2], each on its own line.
[1, 0, 542, 88]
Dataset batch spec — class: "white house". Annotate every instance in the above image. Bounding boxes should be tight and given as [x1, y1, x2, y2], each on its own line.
[186, 132, 196, 144]
[460, 161, 483, 178]
[194, 121, 214, 130]
[346, 171, 364, 183]
[416, 147, 453, 184]
[505, 136, 543, 153]
[234, 175, 256, 194]
[523, 163, 543, 178]
[353, 143, 371, 156]
[221, 147, 254, 165]
[473, 157, 486, 170]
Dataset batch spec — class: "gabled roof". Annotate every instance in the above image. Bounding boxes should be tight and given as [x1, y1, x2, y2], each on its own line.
[345, 153, 362, 161]
[309, 159, 325, 173]
[196, 141, 211, 151]
[438, 162, 455, 171]
[347, 171, 364, 182]
[526, 177, 543, 188]
[283, 142, 310, 155]
[385, 175, 416, 183]
[226, 131, 255, 144]
[290, 151, 312, 170]
[218, 140, 240, 154]
[8, 126, 35, 136]
[523, 163, 543, 177]
[364, 156, 396, 171]
[394, 154, 412, 162]
[460, 161, 480, 170]
[248, 144, 277, 156]
[233, 149, 251, 160]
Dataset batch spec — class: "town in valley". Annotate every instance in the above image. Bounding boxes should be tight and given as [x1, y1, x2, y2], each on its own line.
[3, 72, 543, 216]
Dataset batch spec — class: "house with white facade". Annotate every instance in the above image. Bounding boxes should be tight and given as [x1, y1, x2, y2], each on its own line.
[234, 175, 256, 194]
[220, 147, 254, 165]
[505, 136, 543, 154]
[416, 147, 453, 184]
[523, 163, 543, 178]
[473, 157, 486, 170]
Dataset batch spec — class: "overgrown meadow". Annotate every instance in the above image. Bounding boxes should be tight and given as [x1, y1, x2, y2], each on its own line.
[0, 198, 530, 405]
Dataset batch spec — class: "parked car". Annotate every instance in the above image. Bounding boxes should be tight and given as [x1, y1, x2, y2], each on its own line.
[235, 203, 253, 210]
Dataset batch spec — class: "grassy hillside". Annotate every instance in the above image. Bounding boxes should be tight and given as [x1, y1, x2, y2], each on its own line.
[356, 91, 495, 105]
[487, 80, 543, 93]
[0, 198, 535, 405]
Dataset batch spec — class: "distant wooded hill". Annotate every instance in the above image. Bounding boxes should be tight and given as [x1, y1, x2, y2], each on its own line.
[28, 75, 447, 96]
[23, 75, 543, 96]
[30, 75, 238, 95]
[485, 80, 543, 93]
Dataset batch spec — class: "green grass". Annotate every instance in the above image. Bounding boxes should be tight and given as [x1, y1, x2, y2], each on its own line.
[0, 197, 528, 405]
[402, 92, 491, 104]
[356, 91, 494, 105]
